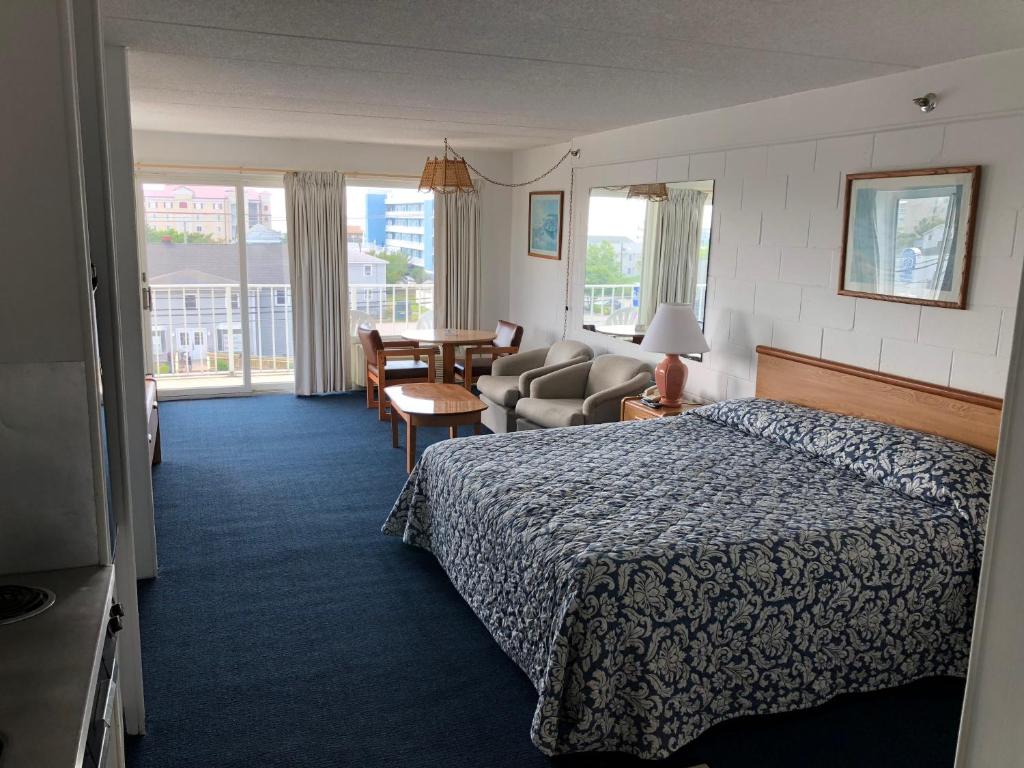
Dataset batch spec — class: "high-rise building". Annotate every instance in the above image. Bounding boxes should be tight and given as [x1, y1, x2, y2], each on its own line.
[362, 190, 434, 271]
[365, 194, 387, 246]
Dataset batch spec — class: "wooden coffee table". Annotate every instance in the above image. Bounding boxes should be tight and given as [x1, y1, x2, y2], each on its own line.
[385, 383, 487, 472]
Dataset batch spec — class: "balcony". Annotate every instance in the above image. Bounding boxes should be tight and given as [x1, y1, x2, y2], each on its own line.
[149, 283, 434, 393]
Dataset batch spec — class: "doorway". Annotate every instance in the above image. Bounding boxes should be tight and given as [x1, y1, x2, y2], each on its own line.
[137, 177, 293, 397]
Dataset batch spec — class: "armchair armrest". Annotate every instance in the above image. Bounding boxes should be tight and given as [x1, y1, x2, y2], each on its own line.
[381, 338, 431, 361]
[376, 346, 436, 381]
[462, 345, 520, 389]
[464, 345, 519, 360]
[379, 346, 436, 359]
[529, 360, 592, 399]
[491, 347, 548, 377]
[582, 372, 650, 424]
[381, 339, 431, 348]
[518, 355, 590, 396]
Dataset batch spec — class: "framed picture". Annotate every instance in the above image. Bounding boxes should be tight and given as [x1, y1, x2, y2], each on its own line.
[839, 166, 980, 309]
[528, 191, 564, 260]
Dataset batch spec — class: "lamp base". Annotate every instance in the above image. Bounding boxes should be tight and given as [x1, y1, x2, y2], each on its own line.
[655, 354, 688, 408]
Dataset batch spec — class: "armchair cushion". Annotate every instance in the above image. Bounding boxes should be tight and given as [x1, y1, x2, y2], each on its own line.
[515, 397, 586, 428]
[476, 375, 521, 408]
[529, 361, 593, 399]
[519, 355, 590, 397]
[545, 340, 594, 366]
[491, 347, 548, 377]
[582, 371, 651, 423]
[584, 355, 652, 397]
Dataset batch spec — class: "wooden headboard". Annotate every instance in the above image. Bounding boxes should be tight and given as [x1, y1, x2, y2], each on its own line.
[754, 346, 1003, 454]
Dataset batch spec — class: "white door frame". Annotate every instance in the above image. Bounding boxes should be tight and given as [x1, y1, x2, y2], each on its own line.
[135, 171, 292, 399]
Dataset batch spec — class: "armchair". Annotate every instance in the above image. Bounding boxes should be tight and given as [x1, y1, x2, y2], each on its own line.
[453, 320, 524, 390]
[475, 340, 593, 433]
[514, 354, 651, 430]
[357, 324, 437, 421]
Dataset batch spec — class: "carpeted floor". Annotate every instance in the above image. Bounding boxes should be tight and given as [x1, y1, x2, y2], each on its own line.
[127, 393, 965, 768]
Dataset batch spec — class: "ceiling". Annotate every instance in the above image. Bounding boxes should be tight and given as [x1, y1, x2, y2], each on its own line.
[103, 0, 1024, 151]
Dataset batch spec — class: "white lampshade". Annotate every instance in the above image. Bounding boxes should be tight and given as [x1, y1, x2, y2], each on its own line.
[639, 303, 710, 355]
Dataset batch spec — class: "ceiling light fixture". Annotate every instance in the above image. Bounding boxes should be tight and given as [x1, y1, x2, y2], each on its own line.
[913, 93, 937, 113]
[627, 183, 670, 202]
[418, 138, 475, 194]
[419, 138, 581, 194]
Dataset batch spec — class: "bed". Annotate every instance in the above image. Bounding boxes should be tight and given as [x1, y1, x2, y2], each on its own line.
[382, 346, 1002, 759]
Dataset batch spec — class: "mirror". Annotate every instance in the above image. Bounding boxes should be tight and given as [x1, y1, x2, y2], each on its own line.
[583, 180, 714, 355]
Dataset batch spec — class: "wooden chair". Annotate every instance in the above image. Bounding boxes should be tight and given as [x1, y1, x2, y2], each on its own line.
[357, 324, 437, 421]
[453, 320, 524, 390]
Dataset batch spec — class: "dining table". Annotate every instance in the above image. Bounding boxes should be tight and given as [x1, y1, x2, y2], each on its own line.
[401, 328, 498, 384]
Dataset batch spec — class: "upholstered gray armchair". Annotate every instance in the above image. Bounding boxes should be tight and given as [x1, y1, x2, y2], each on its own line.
[475, 340, 593, 433]
[515, 354, 652, 430]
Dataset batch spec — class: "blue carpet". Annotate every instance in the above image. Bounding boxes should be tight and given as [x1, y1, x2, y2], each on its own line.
[127, 393, 964, 768]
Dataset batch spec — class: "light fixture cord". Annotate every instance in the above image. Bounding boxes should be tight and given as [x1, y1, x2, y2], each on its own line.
[446, 140, 579, 188]
[562, 164, 577, 340]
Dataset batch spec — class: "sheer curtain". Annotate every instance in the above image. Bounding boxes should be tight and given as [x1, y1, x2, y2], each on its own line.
[639, 188, 708, 327]
[434, 189, 481, 328]
[284, 171, 350, 395]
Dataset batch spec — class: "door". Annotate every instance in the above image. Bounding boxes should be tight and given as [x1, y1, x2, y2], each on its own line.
[137, 177, 293, 397]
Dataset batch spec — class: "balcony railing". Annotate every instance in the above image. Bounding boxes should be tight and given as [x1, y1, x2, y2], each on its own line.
[581, 282, 707, 326]
[149, 282, 434, 378]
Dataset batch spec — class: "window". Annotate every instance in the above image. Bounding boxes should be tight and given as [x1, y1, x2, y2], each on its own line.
[195, 225, 203, 232]
[193, 331, 204, 346]
[179, 201, 187, 208]
[363, 265, 373, 277]
[184, 293, 198, 310]
[231, 292, 239, 310]
[178, 331, 189, 346]
[274, 288, 287, 306]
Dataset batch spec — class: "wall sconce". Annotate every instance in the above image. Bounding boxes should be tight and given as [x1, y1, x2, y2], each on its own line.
[913, 93, 937, 113]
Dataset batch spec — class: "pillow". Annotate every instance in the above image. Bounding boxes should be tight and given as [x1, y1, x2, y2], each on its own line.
[689, 398, 995, 529]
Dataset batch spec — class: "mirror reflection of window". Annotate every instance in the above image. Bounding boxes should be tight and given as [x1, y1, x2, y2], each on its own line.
[583, 180, 714, 356]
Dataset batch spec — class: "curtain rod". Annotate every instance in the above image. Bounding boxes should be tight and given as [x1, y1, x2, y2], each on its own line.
[133, 162, 418, 181]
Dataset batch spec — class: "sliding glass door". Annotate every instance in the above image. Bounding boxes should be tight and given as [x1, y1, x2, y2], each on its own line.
[138, 176, 293, 397]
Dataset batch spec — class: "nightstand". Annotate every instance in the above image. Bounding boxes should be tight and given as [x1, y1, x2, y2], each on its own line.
[620, 396, 703, 421]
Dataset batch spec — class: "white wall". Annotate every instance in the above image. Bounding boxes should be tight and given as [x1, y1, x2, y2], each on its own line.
[509, 48, 1024, 402]
[132, 131, 515, 329]
[0, 0, 107, 573]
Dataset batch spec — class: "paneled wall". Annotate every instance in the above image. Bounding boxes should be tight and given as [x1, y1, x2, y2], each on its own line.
[509, 49, 1024, 401]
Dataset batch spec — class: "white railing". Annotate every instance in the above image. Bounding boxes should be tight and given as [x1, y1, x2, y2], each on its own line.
[348, 282, 433, 334]
[582, 282, 708, 327]
[149, 282, 435, 378]
[582, 283, 638, 324]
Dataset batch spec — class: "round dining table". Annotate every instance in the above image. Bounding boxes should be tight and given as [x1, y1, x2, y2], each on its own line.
[401, 328, 497, 384]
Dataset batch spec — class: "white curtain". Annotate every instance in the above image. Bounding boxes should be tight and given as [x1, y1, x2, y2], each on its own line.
[284, 171, 350, 395]
[434, 189, 481, 329]
[639, 188, 708, 327]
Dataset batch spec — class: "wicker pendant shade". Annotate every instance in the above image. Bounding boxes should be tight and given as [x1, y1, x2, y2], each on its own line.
[418, 139, 475, 193]
[627, 183, 669, 202]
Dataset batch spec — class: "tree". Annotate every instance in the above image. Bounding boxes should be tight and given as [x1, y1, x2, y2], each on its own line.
[586, 241, 635, 284]
[146, 226, 217, 244]
[370, 249, 429, 284]
[896, 214, 946, 250]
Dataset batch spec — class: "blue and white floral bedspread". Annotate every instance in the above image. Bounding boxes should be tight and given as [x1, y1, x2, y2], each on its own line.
[382, 399, 993, 759]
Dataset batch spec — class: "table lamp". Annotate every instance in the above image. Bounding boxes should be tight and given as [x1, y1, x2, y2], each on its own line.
[639, 303, 709, 407]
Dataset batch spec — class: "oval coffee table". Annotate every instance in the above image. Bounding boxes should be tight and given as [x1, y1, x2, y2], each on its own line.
[385, 383, 487, 472]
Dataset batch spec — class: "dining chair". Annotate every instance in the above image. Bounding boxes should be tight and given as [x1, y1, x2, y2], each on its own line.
[357, 324, 437, 421]
[453, 320, 524, 390]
